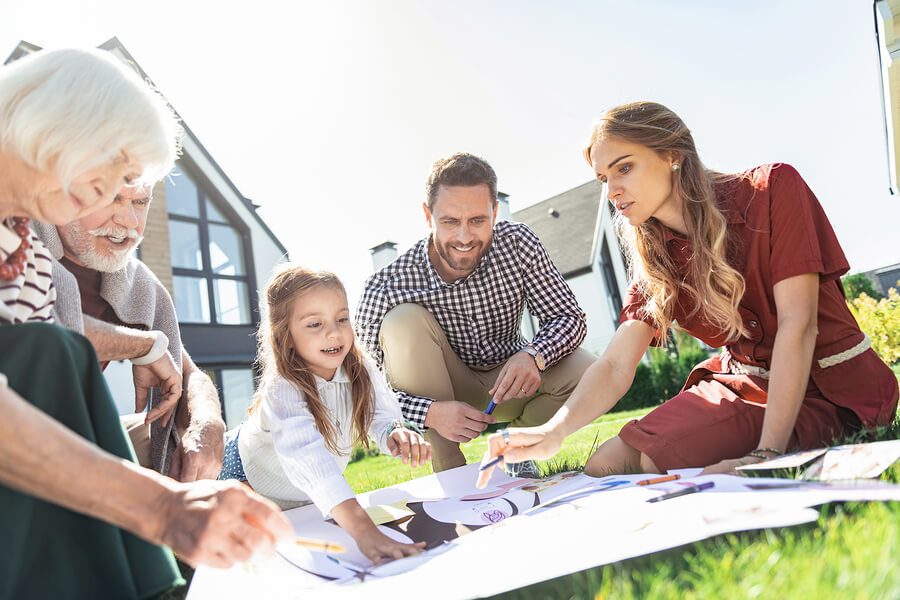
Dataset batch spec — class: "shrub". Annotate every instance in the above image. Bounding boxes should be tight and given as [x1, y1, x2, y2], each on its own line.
[848, 287, 900, 366]
[842, 273, 883, 301]
[349, 439, 383, 462]
[617, 330, 713, 411]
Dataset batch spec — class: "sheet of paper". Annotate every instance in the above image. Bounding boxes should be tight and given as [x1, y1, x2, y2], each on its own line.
[737, 447, 829, 471]
[803, 440, 900, 481]
[364, 500, 415, 525]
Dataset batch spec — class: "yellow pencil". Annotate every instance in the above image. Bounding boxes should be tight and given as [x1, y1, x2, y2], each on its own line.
[295, 538, 347, 553]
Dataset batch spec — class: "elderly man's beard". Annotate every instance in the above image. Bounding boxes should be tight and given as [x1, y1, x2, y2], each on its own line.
[60, 221, 143, 272]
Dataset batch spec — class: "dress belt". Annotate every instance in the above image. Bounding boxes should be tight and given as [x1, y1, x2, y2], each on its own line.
[726, 334, 872, 380]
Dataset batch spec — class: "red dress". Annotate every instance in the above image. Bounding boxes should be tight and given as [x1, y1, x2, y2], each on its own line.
[618, 164, 899, 471]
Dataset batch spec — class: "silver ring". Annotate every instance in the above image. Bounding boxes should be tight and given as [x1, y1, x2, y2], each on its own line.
[501, 428, 510, 447]
[520, 387, 526, 395]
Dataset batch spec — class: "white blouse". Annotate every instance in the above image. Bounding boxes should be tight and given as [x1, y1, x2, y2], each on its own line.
[238, 354, 402, 514]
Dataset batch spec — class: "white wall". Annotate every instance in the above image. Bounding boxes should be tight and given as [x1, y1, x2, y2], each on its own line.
[567, 270, 617, 356]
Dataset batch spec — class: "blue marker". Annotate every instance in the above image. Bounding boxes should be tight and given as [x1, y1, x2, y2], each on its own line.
[485, 394, 497, 415]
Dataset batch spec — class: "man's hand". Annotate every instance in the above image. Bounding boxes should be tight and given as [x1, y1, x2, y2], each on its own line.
[424, 401, 496, 443]
[168, 419, 226, 482]
[133, 351, 182, 427]
[488, 351, 541, 404]
[153, 479, 293, 568]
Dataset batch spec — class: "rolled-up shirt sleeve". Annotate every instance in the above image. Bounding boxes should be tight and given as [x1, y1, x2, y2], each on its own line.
[619, 280, 665, 346]
[768, 164, 849, 285]
[265, 379, 355, 516]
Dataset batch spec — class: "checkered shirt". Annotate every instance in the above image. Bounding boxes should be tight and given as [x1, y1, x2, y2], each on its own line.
[354, 220, 586, 428]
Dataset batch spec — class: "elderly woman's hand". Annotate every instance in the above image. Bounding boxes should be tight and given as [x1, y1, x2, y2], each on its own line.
[153, 479, 293, 568]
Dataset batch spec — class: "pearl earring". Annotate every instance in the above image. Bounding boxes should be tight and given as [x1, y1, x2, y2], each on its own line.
[672, 164, 680, 171]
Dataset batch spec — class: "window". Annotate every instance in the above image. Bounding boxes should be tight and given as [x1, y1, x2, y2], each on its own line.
[167, 165, 252, 325]
[599, 235, 623, 331]
[203, 367, 257, 430]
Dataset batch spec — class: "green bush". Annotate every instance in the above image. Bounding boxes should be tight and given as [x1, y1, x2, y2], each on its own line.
[617, 330, 713, 411]
[848, 286, 900, 366]
[842, 272, 883, 301]
[349, 440, 383, 463]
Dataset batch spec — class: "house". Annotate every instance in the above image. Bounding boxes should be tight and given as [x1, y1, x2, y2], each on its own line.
[367, 184, 629, 356]
[5, 39, 289, 428]
[512, 181, 628, 355]
[876, 0, 900, 194]
[862, 262, 900, 295]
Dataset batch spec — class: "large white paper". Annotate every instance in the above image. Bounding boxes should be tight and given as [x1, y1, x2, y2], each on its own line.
[187, 465, 900, 600]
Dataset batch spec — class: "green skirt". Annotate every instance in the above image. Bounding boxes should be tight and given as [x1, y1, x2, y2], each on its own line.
[0, 322, 183, 600]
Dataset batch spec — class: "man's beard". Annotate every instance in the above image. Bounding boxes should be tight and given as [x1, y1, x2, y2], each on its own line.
[433, 237, 490, 273]
[60, 221, 142, 273]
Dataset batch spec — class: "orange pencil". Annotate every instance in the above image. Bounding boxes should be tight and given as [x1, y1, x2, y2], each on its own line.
[244, 513, 275, 544]
[636, 474, 681, 486]
[294, 538, 347, 553]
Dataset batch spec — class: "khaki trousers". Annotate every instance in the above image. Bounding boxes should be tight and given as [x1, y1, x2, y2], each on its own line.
[120, 413, 154, 469]
[379, 303, 596, 471]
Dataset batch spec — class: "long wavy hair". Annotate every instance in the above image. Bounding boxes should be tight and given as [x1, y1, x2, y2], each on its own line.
[249, 264, 374, 455]
[584, 101, 747, 342]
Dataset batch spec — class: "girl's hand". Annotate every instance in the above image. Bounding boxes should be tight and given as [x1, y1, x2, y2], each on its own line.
[356, 528, 426, 565]
[387, 428, 431, 467]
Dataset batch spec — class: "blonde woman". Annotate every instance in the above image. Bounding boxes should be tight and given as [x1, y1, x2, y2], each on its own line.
[479, 101, 898, 481]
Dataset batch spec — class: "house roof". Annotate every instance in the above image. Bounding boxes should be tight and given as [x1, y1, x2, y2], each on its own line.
[512, 180, 603, 277]
[4, 38, 288, 257]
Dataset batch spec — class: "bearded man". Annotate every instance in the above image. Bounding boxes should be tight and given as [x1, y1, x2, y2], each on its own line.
[34, 186, 225, 481]
[355, 152, 594, 473]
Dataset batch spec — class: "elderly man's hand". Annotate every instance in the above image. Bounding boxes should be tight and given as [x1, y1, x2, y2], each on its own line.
[153, 479, 293, 568]
[133, 351, 182, 427]
[169, 419, 226, 482]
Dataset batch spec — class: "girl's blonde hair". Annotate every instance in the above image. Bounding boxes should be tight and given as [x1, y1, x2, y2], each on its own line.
[584, 101, 747, 342]
[250, 264, 374, 455]
[0, 48, 181, 190]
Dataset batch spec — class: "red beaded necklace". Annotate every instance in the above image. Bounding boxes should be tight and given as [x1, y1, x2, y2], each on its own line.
[0, 217, 32, 281]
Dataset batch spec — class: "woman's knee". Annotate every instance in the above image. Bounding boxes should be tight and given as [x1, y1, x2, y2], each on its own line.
[584, 435, 643, 477]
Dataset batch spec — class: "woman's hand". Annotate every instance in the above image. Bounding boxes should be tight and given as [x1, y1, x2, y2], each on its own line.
[700, 455, 764, 476]
[475, 425, 564, 488]
[387, 428, 431, 467]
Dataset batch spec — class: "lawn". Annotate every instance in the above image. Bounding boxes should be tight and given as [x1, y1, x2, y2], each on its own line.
[344, 406, 900, 599]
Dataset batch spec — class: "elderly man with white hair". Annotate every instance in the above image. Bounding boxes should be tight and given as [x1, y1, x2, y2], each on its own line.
[35, 184, 226, 481]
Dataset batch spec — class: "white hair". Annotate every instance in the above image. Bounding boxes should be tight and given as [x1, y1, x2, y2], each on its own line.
[0, 48, 182, 189]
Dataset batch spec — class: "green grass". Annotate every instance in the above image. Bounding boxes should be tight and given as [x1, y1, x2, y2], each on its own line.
[344, 408, 900, 599]
[344, 407, 651, 493]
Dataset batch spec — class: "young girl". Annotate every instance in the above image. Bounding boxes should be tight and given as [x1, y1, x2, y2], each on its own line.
[479, 101, 899, 482]
[219, 264, 431, 563]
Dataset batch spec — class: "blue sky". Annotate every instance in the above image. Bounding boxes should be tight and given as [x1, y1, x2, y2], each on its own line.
[2, 0, 897, 302]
